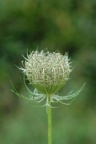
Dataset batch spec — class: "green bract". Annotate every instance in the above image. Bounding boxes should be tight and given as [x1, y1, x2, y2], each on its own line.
[24, 51, 71, 95]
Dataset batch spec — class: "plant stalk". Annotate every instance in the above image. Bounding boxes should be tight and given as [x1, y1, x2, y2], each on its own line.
[47, 96, 52, 144]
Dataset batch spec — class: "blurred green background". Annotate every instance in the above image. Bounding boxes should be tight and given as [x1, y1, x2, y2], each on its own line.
[0, 0, 96, 144]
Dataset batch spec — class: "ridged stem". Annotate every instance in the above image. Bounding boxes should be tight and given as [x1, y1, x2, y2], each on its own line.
[47, 96, 52, 144]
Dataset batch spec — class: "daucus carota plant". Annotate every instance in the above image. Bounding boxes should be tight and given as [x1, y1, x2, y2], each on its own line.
[12, 50, 85, 144]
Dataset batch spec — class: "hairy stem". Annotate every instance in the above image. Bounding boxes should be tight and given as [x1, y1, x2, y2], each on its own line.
[47, 97, 52, 144]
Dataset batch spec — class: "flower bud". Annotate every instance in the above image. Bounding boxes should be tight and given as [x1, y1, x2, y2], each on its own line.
[24, 51, 71, 95]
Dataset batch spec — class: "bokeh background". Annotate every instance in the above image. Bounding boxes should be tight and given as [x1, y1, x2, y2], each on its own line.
[0, 0, 96, 144]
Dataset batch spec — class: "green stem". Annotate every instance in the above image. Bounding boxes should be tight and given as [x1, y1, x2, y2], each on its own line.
[47, 97, 52, 144]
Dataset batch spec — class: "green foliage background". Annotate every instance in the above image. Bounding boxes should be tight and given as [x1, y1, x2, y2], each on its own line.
[0, 0, 96, 144]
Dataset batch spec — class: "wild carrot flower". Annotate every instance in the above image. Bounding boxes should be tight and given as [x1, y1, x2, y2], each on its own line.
[12, 50, 85, 107]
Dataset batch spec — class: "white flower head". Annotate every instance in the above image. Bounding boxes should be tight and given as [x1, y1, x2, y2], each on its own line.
[24, 50, 71, 95]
